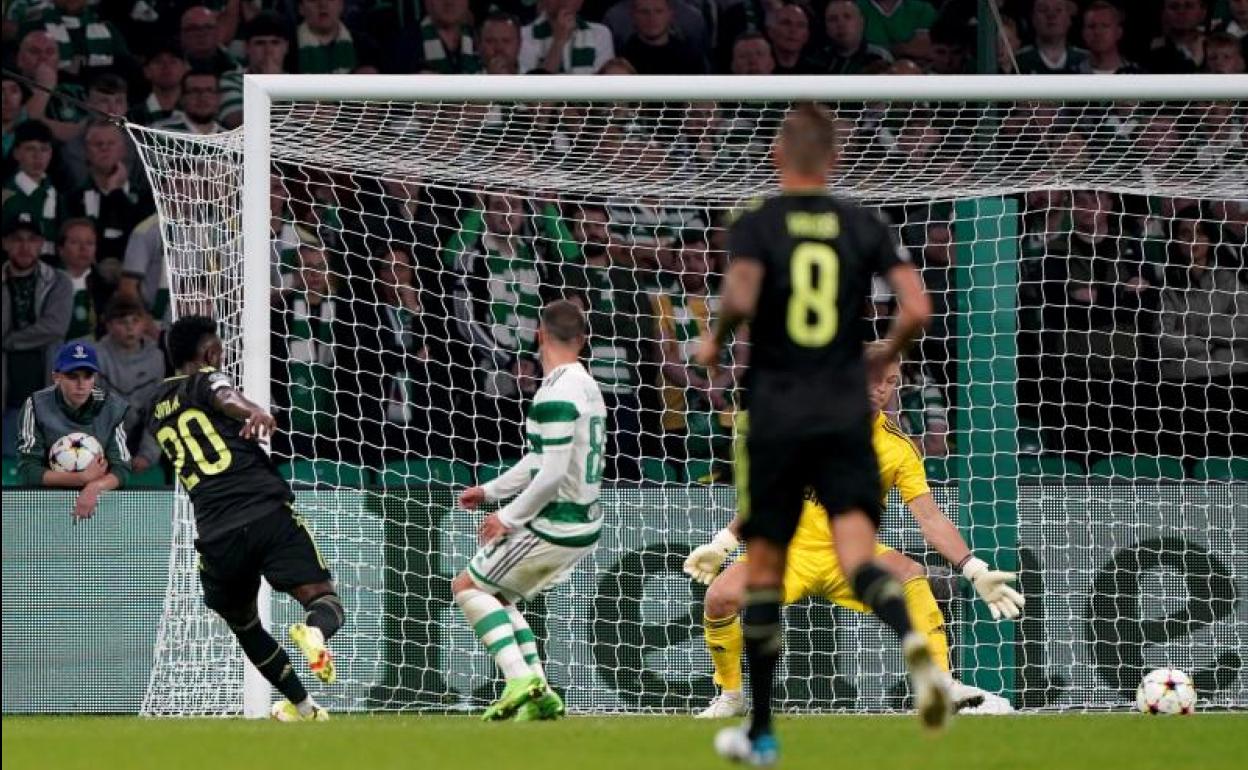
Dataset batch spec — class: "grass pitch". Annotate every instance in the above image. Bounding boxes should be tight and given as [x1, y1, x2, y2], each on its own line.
[4, 713, 1247, 770]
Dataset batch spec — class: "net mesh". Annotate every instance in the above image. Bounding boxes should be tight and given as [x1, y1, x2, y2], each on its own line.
[129, 96, 1248, 716]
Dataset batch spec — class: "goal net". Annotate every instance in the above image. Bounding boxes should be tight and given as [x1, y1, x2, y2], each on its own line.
[130, 76, 1248, 716]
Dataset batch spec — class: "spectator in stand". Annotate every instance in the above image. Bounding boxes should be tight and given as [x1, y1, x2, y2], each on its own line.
[604, 0, 709, 56]
[219, 12, 289, 128]
[2, 214, 72, 454]
[857, 0, 935, 60]
[766, 0, 818, 73]
[817, 0, 893, 73]
[94, 295, 164, 473]
[58, 218, 113, 341]
[155, 69, 225, 134]
[119, 214, 170, 329]
[1213, 0, 1248, 38]
[294, 0, 369, 74]
[179, 6, 241, 75]
[15, 341, 131, 517]
[1148, 0, 1208, 73]
[566, 202, 653, 482]
[1078, 0, 1142, 74]
[26, 0, 131, 85]
[1158, 207, 1248, 458]
[1015, 0, 1089, 74]
[731, 31, 776, 74]
[619, 0, 709, 74]
[2, 77, 25, 174]
[129, 41, 188, 126]
[13, 29, 84, 139]
[1204, 30, 1246, 72]
[3, 121, 60, 255]
[915, 217, 954, 386]
[519, 0, 615, 74]
[390, 0, 482, 74]
[897, 357, 950, 457]
[66, 121, 154, 263]
[479, 12, 523, 73]
[53, 73, 137, 192]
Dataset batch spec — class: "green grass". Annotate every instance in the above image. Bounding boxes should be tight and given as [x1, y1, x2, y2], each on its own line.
[4, 714, 1247, 770]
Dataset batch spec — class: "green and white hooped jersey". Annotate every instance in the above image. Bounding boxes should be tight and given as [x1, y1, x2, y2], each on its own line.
[525, 362, 607, 547]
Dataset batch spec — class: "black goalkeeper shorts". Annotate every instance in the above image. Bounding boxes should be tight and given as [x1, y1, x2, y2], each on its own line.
[195, 503, 332, 613]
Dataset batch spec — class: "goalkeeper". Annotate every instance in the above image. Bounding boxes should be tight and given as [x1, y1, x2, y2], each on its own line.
[685, 343, 1022, 717]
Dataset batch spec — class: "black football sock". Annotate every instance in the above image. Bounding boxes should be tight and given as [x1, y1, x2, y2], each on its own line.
[231, 616, 308, 705]
[303, 593, 345, 641]
[851, 563, 913, 639]
[741, 588, 783, 739]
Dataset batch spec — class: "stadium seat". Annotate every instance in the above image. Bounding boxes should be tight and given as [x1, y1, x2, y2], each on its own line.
[685, 459, 719, 484]
[282, 460, 368, 488]
[1018, 454, 1083, 478]
[1088, 455, 1186, 481]
[924, 457, 950, 483]
[127, 465, 170, 488]
[475, 461, 512, 484]
[1192, 457, 1248, 482]
[2, 456, 21, 487]
[378, 458, 471, 487]
[641, 458, 680, 484]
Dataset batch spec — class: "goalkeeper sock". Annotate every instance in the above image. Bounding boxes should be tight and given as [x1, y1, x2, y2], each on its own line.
[851, 563, 913, 640]
[504, 605, 546, 683]
[230, 616, 308, 706]
[455, 588, 529, 679]
[903, 576, 950, 672]
[741, 588, 783, 739]
[303, 592, 345, 641]
[703, 613, 744, 692]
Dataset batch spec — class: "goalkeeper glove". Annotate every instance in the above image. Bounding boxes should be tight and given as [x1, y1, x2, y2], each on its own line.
[683, 528, 739, 585]
[962, 557, 1025, 620]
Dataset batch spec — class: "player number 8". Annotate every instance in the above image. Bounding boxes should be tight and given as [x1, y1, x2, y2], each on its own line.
[786, 242, 840, 347]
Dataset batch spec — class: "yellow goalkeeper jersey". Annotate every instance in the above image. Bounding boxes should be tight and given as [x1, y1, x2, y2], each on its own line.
[789, 412, 930, 553]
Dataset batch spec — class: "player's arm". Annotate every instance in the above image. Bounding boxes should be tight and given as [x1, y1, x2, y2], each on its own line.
[698, 256, 765, 369]
[210, 382, 276, 440]
[873, 262, 931, 367]
[906, 493, 1024, 620]
[468, 453, 542, 506]
[683, 513, 745, 585]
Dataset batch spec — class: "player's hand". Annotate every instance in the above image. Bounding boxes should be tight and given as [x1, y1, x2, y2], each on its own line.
[477, 512, 511, 545]
[962, 557, 1025, 620]
[80, 455, 108, 483]
[459, 486, 487, 510]
[683, 528, 739, 585]
[74, 482, 102, 522]
[241, 411, 276, 441]
[694, 330, 721, 372]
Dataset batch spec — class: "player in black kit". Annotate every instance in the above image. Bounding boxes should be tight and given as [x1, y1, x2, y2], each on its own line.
[697, 104, 944, 764]
[149, 315, 345, 721]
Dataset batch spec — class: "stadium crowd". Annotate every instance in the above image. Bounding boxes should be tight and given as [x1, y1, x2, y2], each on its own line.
[2, 0, 1246, 485]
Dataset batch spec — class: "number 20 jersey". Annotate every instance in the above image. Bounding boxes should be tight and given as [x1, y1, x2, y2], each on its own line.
[727, 192, 909, 439]
[148, 368, 292, 540]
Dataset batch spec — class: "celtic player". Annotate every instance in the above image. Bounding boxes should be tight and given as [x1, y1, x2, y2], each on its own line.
[453, 300, 607, 721]
[686, 343, 1022, 719]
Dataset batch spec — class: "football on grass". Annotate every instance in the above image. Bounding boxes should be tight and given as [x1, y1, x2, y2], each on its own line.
[1136, 668, 1197, 715]
[49, 432, 104, 472]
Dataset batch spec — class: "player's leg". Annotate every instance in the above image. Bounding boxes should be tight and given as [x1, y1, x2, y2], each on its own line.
[698, 560, 748, 718]
[876, 549, 950, 673]
[451, 569, 543, 720]
[260, 506, 342, 685]
[504, 604, 567, 721]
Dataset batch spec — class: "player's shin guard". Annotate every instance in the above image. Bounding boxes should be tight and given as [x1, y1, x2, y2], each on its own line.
[851, 563, 913, 640]
[504, 605, 545, 682]
[455, 588, 530, 679]
[230, 616, 308, 706]
[303, 592, 345, 641]
[903, 576, 950, 672]
[704, 614, 744, 692]
[741, 588, 783, 739]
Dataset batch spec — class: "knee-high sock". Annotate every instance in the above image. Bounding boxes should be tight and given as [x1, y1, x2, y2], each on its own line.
[504, 605, 545, 683]
[850, 563, 913, 640]
[230, 616, 308, 706]
[455, 588, 530, 680]
[704, 614, 744, 692]
[303, 593, 344, 642]
[742, 588, 783, 739]
[903, 576, 950, 673]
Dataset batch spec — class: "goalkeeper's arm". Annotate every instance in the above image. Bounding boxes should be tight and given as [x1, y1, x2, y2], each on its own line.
[907, 493, 1024, 620]
[683, 515, 744, 585]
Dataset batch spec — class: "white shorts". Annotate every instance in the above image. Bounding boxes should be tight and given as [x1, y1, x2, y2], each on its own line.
[467, 529, 594, 602]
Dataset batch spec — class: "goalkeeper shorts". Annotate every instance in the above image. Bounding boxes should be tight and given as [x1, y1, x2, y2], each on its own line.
[467, 529, 596, 602]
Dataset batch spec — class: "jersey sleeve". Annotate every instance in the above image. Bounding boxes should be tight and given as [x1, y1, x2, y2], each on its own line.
[192, 370, 235, 411]
[726, 202, 768, 265]
[527, 391, 581, 453]
[868, 212, 910, 275]
[889, 433, 931, 503]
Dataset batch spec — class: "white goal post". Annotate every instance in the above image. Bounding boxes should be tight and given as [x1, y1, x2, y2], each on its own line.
[133, 74, 1248, 718]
